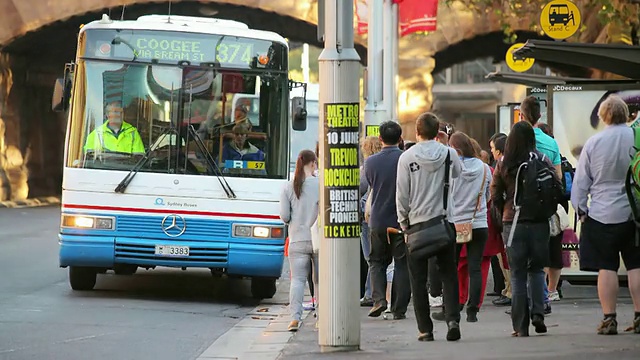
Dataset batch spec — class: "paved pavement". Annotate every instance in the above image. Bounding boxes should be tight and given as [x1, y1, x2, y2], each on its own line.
[278, 282, 640, 360]
[2, 205, 639, 360]
[0, 206, 267, 360]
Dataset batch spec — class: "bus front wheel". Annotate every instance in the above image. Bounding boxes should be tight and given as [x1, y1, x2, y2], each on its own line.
[69, 267, 97, 291]
[251, 277, 277, 299]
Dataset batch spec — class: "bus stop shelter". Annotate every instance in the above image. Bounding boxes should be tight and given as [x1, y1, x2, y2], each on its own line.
[513, 39, 640, 79]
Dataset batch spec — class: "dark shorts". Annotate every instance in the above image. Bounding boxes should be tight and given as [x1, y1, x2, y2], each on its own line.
[579, 217, 640, 272]
[548, 232, 563, 270]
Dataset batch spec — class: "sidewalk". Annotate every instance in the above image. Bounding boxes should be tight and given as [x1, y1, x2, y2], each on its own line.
[278, 285, 640, 360]
[0, 195, 60, 208]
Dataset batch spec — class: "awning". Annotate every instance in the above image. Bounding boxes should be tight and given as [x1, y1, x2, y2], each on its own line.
[485, 72, 588, 86]
[513, 40, 640, 79]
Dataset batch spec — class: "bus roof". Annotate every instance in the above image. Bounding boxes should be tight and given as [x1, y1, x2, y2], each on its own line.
[80, 14, 288, 47]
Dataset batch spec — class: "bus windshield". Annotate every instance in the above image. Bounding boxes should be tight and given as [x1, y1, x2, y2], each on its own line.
[66, 41, 289, 179]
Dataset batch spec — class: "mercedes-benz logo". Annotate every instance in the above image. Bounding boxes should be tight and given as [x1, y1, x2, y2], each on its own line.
[161, 214, 187, 237]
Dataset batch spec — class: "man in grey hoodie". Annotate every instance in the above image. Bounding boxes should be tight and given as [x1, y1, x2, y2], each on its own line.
[396, 112, 463, 341]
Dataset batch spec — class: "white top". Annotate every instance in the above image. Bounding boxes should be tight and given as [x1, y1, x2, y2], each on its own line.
[80, 14, 288, 46]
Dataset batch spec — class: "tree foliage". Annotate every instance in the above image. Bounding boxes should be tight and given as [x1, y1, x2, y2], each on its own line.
[444, 0, 639, 43]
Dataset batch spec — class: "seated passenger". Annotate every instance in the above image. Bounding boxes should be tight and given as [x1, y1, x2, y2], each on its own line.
[222, 122, 265, 162]
[234, 104, 252, 129]
[84, 101, 145, 155]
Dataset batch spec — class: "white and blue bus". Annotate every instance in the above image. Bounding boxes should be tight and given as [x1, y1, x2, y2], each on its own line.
[52, 14, 308, 298]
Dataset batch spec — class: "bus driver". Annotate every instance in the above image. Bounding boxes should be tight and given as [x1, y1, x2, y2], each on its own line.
[84, 101, 145, 155]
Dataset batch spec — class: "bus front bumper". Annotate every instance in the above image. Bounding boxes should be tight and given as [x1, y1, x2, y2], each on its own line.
[59, 234, 284, 278]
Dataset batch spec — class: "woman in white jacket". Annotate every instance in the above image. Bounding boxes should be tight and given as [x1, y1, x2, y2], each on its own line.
[449, 132, 491, 323]
[279, 149, 319, 331]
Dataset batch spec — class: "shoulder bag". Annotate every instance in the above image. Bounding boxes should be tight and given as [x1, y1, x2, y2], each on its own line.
[455, 165, 488, 244]
[404, 151, 456, 260]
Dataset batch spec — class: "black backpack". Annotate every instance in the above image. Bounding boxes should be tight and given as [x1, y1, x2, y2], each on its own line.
[513, 152, 563, 222]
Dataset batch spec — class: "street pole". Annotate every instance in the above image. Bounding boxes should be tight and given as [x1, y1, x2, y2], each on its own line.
[363, 0, 386, 136]
[318, 0, 361, 353]
[383, 0, 399, 122]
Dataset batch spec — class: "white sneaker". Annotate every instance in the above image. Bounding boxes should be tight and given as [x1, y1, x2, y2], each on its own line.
[429, 295, 443, 308]
[548, 291, 561, 302]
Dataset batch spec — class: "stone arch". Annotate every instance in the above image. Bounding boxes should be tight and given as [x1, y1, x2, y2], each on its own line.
[0, 0, 319, 46]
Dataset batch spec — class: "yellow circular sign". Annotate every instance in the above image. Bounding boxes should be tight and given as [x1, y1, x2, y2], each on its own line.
[505, 43, 535, 72]
[540, 0, 581, 40]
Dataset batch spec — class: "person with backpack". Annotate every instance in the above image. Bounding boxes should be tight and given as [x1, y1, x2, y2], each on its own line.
[536, 123, 573, 301]
[572, 95, 640, 335]
[520, 96, 562, 315]
[491, 121, 562, 337]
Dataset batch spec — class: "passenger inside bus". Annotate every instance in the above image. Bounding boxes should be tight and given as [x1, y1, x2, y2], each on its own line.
[221, 122, 265, 163]
[234, 103, 253, 130]
[83, 101, 145, 155]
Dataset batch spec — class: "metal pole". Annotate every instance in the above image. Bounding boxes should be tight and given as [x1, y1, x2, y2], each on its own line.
[318, 0, 361, 353]
[391, 2, 399, 121]
[302, 43, 310, 83]
[383, 0, 398, 122]
[364, 0, 386, 134]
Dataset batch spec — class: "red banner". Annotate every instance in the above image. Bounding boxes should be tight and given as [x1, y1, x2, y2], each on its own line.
[355, 0, 368, 35]
[398, 0, 438, 36]
[354, 0, 438, 37]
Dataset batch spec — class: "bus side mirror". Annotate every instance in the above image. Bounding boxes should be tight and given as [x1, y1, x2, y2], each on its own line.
[52, 64, 74, 112]
[291, 97, 307, 131]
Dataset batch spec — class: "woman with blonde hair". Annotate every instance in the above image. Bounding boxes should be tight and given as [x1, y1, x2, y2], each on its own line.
[359, 136, 383, 306]
[280, 149, 319, 331]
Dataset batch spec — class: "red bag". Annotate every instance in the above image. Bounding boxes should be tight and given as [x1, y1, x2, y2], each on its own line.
[561, 228, 579, 268]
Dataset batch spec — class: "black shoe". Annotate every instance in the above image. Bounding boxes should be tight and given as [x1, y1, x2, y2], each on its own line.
[486, 292, 502, 297]
[446, 321, 461, 341]
[392, 313, 406, 320]
[466, 313, 478, 323]
[544, 303, 552, 315]
[557, 287, 563, 299]
[360, 297, 374, 307]
[368, 304, 386, 318]
[431, 311, 446, 321]
[532, 314, 547, 334]
[418, 332, 434, 341]
[466, 307, 478, 323]
[493, 296, 511, 306]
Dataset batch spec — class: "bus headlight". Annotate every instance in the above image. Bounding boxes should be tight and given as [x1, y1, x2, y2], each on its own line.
[253, 226, 270, 238]
[62, 215, 115, 230]
[234, 225, 252, 237]
[232, 224, 285, 239]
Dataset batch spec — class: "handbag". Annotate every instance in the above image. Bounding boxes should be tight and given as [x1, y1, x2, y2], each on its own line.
[455, 166, 487, 244]
[405, 151, 455, 260]
[549, 204, 570, 236]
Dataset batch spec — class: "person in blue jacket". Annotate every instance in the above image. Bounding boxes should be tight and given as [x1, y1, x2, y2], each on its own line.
[222, 122, 265, 162]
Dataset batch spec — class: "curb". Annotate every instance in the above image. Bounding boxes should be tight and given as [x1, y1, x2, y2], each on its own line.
[197, 264, 313, 360]
[0, 196, 61, 209]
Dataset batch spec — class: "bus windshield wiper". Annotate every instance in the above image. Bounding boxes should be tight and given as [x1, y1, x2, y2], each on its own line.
[114, 126, 176, 194]
[183, 86, 235, 199]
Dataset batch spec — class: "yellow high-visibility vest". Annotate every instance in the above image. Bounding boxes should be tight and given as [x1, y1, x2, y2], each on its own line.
[84, 122, 145, 154]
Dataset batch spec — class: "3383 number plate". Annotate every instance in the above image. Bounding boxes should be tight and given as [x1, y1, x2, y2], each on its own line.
[155, 245, 190, 257]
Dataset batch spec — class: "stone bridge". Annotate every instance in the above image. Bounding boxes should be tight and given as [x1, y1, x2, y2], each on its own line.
[0, 0, 621, 199]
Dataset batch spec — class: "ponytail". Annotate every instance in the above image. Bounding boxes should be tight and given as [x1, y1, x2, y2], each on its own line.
[293, 149, 317, 199]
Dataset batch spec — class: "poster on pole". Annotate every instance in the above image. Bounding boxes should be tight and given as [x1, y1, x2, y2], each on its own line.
[323, 103, 361, 239]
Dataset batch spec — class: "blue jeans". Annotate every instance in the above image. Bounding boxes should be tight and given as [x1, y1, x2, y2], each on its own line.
[360, 221, 372, 298]
[503, 222, 549, 335]
[288, 241, 318, 321]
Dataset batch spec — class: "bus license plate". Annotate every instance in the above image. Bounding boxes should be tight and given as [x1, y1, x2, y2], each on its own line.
[155, 245, 189, 257]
